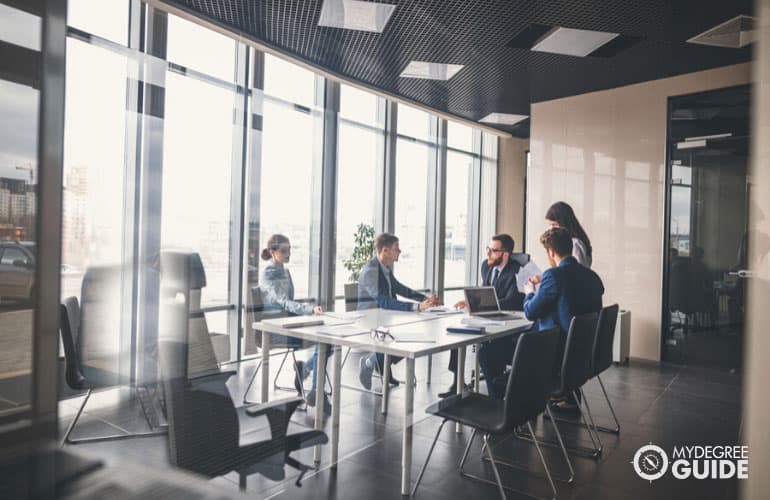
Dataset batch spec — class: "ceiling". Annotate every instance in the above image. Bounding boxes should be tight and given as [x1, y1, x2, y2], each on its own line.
[162, 0, 753, 137]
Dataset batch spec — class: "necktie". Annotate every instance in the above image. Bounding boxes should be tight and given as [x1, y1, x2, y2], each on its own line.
[491, 268, 500, 286]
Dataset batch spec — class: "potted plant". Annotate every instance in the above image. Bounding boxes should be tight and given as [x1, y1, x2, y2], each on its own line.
[342, 223, 375, 311]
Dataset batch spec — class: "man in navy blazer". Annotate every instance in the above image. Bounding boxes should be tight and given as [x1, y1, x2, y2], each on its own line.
[357, 233, 439, 389]
[441, 234, 525, 397]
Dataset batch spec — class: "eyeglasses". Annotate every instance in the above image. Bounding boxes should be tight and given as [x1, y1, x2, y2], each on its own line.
[486, 246, 504, 254]
[370, 327, 394, 342]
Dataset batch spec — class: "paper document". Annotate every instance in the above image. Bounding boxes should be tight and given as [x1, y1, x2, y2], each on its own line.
[461, 317, 507, 327]
[516, 261, 542, 293]
[422, 306, 463, 315]
[324, 311, 365, 321]
[302, 324, 368, 337]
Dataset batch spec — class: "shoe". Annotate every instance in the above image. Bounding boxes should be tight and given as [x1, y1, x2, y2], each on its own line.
[438, 383, 456, 398]
[550, 400, 580, 415]
[293, 360, 309, 395]
[306, 391, 332, 416]
[359, 356, 374, 390]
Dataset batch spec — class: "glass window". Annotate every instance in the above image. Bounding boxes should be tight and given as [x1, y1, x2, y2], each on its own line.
[447, 120, 474, 152]
[394, 139, 431, 289]
[335, 121, 382, 296]
[444, 150, 474, 287]
[263, 54, 316, 108]
[166, 14, 238, 82]
[1, 247, 27, 265]
[0, 3, 41, 50]
[397, 103, 433, 142]
[339, 84, 382, 127]
[68, 0, 129, 46]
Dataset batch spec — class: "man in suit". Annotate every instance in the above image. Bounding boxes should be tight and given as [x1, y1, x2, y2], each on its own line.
[522, 227, 604, 409]
[440, 234, 525, 397]
[357, 233, 439, 390]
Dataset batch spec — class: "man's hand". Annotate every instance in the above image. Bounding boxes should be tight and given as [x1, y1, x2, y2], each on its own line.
[524, 278, 538, 295]
[453, 300, 467, 310]
[312, 306, 324, 315]
[418, 295, 441, 311]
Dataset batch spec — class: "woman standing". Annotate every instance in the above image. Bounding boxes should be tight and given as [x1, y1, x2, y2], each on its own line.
[545, 201, 593, 268]
[260, 234, 330, 414]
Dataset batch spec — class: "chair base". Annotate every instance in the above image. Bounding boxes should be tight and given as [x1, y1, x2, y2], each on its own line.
[61, 389, 167, 446]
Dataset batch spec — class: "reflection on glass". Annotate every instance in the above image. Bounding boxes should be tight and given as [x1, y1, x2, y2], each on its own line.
[444, 150, 473, 287]
[68, 0, 129, 46]
[335, 122, 381, 295]
[167, 14, 237, 82]
[264, 54, 317, 109]
[394, 139, 430, 288]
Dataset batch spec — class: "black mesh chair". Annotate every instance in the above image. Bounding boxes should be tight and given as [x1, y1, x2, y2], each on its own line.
[526, 313, 602, 459]
[509, 252, 531, 267]
[59, 271, 166, 445]
[413, 328, 562, 500]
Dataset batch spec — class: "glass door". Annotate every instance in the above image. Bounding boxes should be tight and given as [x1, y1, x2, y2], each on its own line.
[662, 85, 750, 370]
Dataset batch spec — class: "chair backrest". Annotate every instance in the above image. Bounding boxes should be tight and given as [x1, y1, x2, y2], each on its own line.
[250, 286, 292, 349]
[509, 252, 530, 267]
[559, 312, 599, 395]
[502, 328, 561, 429]
[344, 283, 359, 312]
[592, 304, 619, 376]
[60, 297, 85, 390]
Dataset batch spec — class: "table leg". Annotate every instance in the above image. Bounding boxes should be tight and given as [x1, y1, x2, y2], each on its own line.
[456, 346, 466, 433]
[330, 345, 341, 467]
[401, 357, 415, 496]
[314, 343, 328, 464]
[474, 343, 480, 393]
[261, 332, 270, 403]
[381, 353, 391, 415]
[426, 354, 432, 385]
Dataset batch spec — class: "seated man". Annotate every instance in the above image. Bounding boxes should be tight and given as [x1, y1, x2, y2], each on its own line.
[479, 227, 603, 399]
[443, 234, 525, 397]
[357, 233, 439, 389]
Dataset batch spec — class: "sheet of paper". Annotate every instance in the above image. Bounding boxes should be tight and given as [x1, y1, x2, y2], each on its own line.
[516, 261, 542, 293]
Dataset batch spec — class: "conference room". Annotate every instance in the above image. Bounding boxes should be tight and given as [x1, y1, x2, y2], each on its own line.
[1, 0, 770, 499]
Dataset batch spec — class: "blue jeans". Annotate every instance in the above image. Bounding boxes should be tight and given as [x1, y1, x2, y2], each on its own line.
[306, 345, 333, 392]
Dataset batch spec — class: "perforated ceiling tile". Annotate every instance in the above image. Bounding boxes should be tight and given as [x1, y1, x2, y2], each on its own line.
[163, 0, 752, 137]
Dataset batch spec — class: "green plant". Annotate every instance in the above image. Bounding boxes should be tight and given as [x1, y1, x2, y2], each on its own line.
[343, 223, 375, 283]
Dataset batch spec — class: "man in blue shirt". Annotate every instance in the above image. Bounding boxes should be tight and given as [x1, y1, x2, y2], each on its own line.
[481, 227, 603, 399]
[357, 233, 439, 389]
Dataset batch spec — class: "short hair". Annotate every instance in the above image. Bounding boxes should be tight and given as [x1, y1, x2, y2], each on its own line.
[491, 234, 514, 253]
[539, 227, 573, 257]
[374, 233, 399, 252]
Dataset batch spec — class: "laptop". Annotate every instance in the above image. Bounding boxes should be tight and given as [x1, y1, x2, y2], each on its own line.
[463, 286, 521, 321]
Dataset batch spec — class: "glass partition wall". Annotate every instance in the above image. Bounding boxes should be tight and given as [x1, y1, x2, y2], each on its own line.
[56, 1, 500, 394]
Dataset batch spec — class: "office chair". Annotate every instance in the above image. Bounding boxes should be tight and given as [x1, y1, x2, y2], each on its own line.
[519, 312, 602, 459]
[413, 328, 562, 500]
[509, 252, 531, 267]
[59, 268, 166, 445]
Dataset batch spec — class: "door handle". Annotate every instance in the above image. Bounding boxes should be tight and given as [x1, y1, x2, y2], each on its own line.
[728, 270, 753, 278]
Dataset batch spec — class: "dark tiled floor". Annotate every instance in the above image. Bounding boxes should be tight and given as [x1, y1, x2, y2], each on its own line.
[58, 351, 742, 499]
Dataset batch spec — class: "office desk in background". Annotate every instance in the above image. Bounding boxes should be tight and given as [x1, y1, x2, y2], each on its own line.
[254, 308, 532, 495]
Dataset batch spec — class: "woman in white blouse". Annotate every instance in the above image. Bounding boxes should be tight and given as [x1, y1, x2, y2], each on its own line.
[545, 201, 593, 268]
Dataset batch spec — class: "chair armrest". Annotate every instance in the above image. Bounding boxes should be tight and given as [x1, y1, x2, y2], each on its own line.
[245, 396, 303, 417]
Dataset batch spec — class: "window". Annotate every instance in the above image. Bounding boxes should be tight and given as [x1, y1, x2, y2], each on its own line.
[444, 150, 474, 287]
[335, 84, 385, 296]
[167, 14, 237, 82]
[68, 0, 129, 46]
[1, 247, 28, 265]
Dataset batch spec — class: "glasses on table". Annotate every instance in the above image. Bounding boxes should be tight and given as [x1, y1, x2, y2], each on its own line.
[370, 327, 394, 342]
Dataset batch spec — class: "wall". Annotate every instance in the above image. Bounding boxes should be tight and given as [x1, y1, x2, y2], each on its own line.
[744, 0, 770, 497]
[528, 62, 751, 361]
[497, 136, 529, 251]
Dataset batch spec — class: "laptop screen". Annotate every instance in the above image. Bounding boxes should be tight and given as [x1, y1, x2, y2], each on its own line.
[464, 287, 500, 313]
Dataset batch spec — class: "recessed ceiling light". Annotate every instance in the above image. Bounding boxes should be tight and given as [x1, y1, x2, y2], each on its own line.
[479, 113, 529, 126]
[399, 61, 464, 81]
[532, 27, 619, 57]
[317, 0, 396, 33]
[688, 15, 756, 49]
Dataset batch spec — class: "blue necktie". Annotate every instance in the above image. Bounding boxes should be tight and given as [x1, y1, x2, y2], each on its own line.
[491, 268, 500, 286]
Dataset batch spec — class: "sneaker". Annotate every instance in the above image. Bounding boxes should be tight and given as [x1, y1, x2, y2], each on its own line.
[305, 391, 332, 416]
[293, 360, 309, 395]
[438, 383, 456, 398]
[359, 356, 374, 390]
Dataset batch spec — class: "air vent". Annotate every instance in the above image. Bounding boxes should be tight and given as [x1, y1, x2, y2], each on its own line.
[687, 15, 757, 49]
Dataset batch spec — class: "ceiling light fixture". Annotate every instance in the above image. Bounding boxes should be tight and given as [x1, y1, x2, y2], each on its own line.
[479, 113, 529, 126]
[399, 61, 464, 81]
[317, 0, 396, 33]
[531, 27, 619, 57]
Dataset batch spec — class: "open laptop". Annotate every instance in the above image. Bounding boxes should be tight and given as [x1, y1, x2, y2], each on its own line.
[463, 286, 521, 321]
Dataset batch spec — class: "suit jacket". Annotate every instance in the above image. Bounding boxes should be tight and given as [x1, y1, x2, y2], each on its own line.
[523, 256, 604, 335]
[357, 257, 427, 311]
[481, 258, 525, 311]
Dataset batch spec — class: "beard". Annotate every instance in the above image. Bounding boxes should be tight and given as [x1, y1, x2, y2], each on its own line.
[487, 254, 503, 268]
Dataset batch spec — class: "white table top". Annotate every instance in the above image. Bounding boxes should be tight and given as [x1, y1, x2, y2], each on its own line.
[254, 308, 534, 358]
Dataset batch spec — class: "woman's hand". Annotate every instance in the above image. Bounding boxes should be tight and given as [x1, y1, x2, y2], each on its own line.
[312, 306, 323, 315]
